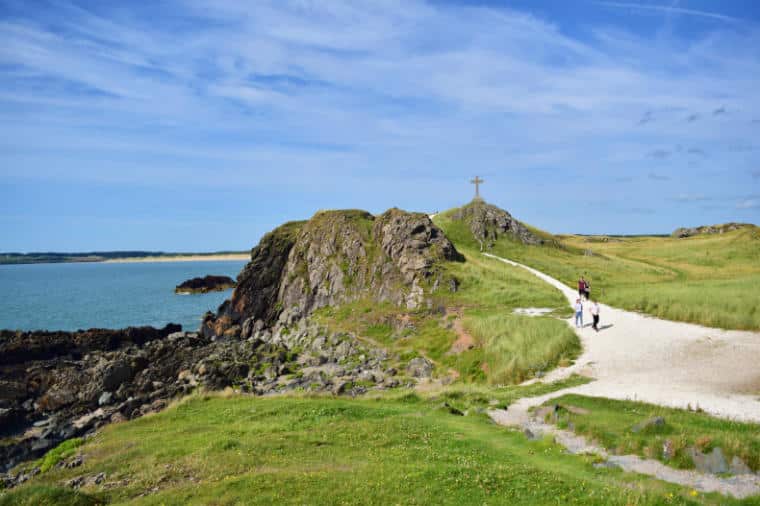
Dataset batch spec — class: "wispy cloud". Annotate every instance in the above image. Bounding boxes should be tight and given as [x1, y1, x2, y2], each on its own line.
[737, 199, 759, 209]
[597, 1, 740, 23]
[687, 147, 706, 157]
[0, 0, 758, 247]
[647, 148, 670, 159]
[713, 106, 727, 116]
[638, 110, 654, 125]
[673, 193, 708, 202]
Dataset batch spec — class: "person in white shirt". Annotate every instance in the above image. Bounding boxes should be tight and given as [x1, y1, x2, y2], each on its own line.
[589, 300, 600, 332]
[574, 298, 583, 328]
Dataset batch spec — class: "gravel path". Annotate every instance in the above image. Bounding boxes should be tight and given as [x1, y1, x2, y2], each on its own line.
[484, 252, 760, 422]
[483, 253, 760, 498]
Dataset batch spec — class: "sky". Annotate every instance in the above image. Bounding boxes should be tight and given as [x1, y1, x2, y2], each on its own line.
[1, 0, 759, 252]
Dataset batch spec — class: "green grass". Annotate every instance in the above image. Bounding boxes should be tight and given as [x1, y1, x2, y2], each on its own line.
[3, 393, 753, 505]
[541, 394, 760, 473]
[435, 207, 760, 330]
[37, 437, 84, 472]
[470, 313, 580, 384]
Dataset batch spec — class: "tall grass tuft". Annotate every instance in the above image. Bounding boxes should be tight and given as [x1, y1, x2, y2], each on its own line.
[469, 314, 580, 384]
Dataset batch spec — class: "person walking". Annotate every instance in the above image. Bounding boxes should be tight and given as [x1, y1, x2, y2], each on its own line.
[584, 279, 591, 300]
[589, 300, 600, 332]
[578, 276, 586, 298]
[574, 298, 584, 328]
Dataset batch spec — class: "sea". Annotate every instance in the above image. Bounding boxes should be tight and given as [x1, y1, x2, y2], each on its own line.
[0, 260, 247, 332]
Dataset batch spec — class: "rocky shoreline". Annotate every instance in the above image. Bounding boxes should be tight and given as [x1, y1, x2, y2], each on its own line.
[0, 311, 428, 486]
[2, 207, 457, 486]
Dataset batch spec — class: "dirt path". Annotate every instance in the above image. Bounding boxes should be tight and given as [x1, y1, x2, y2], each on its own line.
[483, 252, 760, 423]
[445, 309, 475, 354]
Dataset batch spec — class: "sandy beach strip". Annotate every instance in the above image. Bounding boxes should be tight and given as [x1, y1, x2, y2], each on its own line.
[104, 254, 249, 263]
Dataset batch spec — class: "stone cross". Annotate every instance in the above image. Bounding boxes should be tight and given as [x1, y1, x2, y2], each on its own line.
[470, 176, 484, 200]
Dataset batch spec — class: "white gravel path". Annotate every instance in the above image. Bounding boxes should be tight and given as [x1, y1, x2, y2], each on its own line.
[484, 252, 760, 422]
[483, 253, 760, 498]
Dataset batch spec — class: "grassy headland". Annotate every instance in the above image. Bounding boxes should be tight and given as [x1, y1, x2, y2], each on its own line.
[434, 205, 760, 330]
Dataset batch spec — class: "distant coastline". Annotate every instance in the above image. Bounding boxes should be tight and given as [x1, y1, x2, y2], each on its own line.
[105, 254, 249, 264]
[0, 251, 249, 265]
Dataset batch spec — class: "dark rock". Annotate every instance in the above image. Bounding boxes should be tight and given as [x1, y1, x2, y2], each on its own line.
[102, 362, 133, 391]
[175, 275, 236, 294]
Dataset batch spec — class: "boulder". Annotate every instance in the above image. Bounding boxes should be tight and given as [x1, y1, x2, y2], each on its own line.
[175, 275, 236, 294]
[102, 362, 133, 391]
[689, 447, 728, 474]
[729, 455, 753, 475]
[406, 357, 433, 378]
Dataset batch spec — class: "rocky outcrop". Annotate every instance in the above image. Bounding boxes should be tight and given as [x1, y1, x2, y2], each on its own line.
[175, 275, 235, 294]
[672, 223, 756, 238]
[207, 209, 462, 337]
[1, 319, 402, 476]
[450, 200, 549, 248]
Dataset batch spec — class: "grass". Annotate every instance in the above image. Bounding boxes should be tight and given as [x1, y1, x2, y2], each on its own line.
[434, 206, 760, 330]
[541, 394, 760, 473]
[37, 437, 84, 472]
[469, 313, 580, 384]
[313, 248, 578, 384]
[3, 392, 753, 505]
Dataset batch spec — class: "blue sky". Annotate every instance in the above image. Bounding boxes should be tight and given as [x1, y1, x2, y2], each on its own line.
[1, 0, 759, 251]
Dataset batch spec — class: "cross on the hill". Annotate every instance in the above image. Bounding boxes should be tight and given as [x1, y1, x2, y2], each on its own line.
[470, 176, 484, 200]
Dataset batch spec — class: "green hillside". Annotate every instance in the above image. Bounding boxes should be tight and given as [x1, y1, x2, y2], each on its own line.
[3, 391, 749, 506]
[435, 204, 760, 330]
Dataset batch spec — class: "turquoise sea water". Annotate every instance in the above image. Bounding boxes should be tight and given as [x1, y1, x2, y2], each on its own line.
[0, 260, 247, 332]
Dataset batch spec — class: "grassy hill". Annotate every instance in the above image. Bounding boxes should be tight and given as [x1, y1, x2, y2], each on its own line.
[4, 390, 754, 506]
[435, 204, 760, 330]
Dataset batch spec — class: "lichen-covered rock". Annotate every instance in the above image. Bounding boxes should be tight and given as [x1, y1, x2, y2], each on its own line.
[671, 223, 756, 238]
[212, 208, 462, 335]
[450, 200, 546, 247]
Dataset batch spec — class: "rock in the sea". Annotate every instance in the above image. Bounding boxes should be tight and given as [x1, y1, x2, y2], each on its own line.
[175, 275, 236, 294]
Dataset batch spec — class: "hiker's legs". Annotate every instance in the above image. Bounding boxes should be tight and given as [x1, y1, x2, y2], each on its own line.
[575, 312, 582, 328]
[593, 315, 599, 331]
